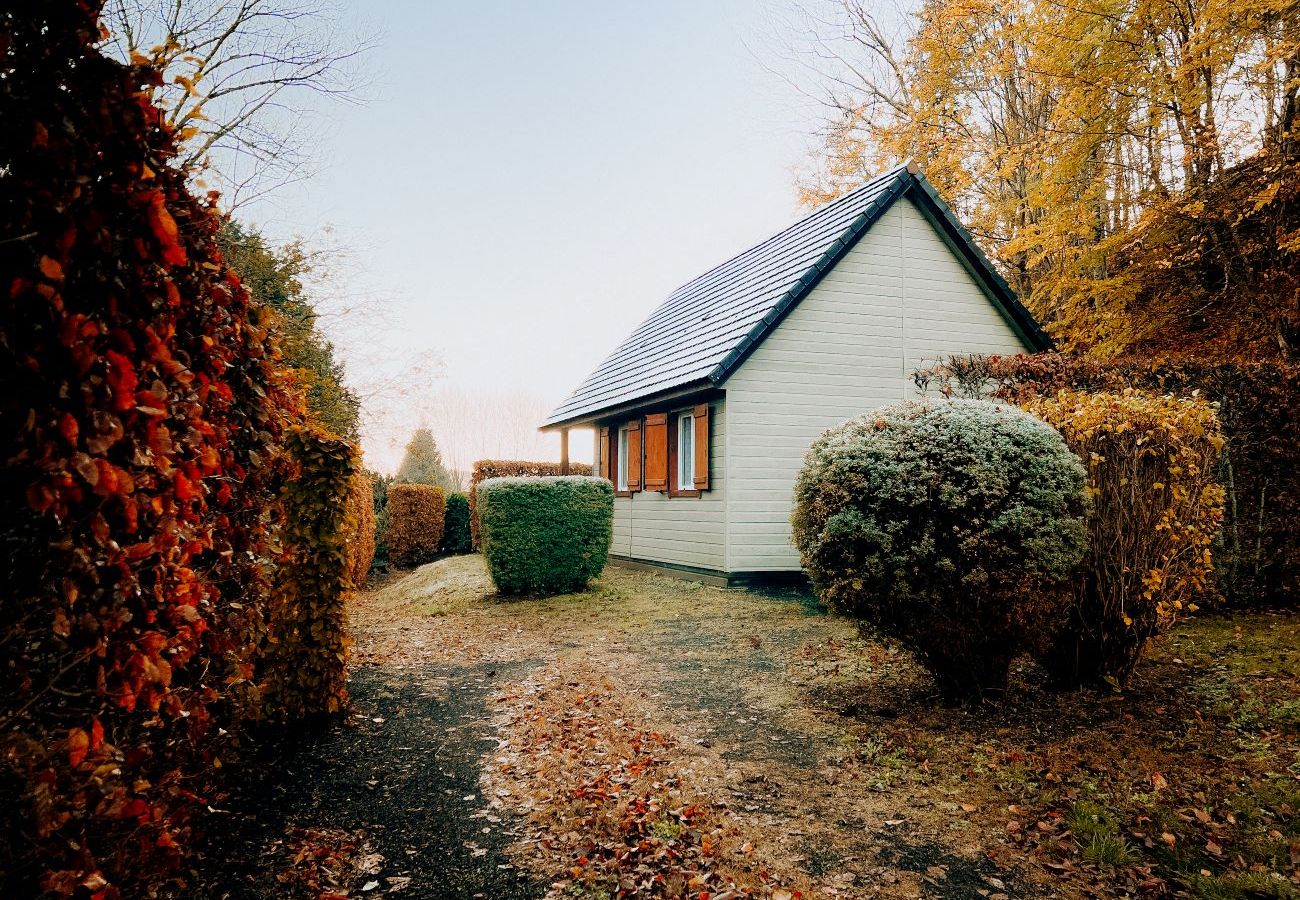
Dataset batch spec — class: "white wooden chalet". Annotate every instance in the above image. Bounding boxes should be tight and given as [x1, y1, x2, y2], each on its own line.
[542, 163, 1049, 585]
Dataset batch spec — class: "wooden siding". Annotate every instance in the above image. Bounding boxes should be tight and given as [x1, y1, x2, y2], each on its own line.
[724, 196, 1031, 571]
[610, 398, 726, 571]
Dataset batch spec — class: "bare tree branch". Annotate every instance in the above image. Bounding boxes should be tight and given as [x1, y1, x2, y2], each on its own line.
[101, 0, 375, 208]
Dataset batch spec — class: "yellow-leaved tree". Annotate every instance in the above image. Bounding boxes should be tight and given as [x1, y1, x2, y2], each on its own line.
[790, 0, 1299, 359]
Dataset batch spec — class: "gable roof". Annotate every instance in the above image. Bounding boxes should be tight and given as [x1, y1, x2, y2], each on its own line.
[543, 163, 1050, 429]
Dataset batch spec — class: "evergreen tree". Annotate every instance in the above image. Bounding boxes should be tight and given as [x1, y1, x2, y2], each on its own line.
[218, 222, 361, 440]
[395, 428, 456, 490]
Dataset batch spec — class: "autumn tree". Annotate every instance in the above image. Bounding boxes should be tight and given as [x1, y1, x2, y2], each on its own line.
[787, 0, 1300, 359]
[395, 427, 457, 491]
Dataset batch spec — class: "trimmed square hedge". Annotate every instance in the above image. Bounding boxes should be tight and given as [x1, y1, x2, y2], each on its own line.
[477, 476, 613, 595]
[386, 483, 446, 568]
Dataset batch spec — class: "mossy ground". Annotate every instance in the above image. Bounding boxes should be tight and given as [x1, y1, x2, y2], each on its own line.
[264, 556, 1300, 898]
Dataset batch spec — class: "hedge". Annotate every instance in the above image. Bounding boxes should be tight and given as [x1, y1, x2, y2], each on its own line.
[442, 492, 473, 554]
[371, 471, 394, 570]
[0, 8, 302, 893]
[469, 459, 593, 549]
[478, 476, 613, 595]
[791, 400, 1089, 697]
[1024, 389, 1225, 688]
[260, 428, 356, 721]
[345, 469, 376, 586]
[918, 353, 1300, 608]
[386, 483, 446, 568]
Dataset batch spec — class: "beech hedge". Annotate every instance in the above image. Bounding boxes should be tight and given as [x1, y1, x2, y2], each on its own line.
[0, 8, 305, 893]
[260, 428, 356, 721]
[386, 483, 445, 568]
[792, 400, 1089, 698]
[478, 476, 613, 595]
[1024, 389, 1225, 688]
[345, 468, 376, 586]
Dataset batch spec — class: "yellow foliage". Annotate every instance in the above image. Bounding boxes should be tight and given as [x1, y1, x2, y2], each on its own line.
[800, 0, 1298, 355]
[1023, 389, 1226, 687]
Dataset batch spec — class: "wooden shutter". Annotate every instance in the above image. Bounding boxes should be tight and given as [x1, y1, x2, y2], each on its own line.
[598, 427, 611, 480]
[692, 403, 710, 490]
[643, 413, 668, 491]
[626, 419, 642, 491]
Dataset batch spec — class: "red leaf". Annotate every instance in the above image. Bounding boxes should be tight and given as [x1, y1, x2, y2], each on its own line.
[39, 256, 64, 282]
[58, 413, 79, 446]
[104, 350, 138, 412]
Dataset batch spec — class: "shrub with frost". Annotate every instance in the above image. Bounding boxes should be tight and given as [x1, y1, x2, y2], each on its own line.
[792, 399, 1088, 697]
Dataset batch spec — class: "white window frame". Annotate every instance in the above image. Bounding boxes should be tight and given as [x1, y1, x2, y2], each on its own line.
[677, 412, 694, 490]
[616, 426, 630, 492]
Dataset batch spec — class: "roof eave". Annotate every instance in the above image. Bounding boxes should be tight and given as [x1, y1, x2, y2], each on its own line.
[539, 378, 717, 431]
[903, 174, 1053, 352]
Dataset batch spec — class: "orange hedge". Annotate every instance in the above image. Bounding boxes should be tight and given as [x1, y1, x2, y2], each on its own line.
[1024, 389, 1226, 688]
[1, 6, 300, 895]
[345, 469, 376, 587]
[469, 459, 593, 548]
[386, 483, 446, 568]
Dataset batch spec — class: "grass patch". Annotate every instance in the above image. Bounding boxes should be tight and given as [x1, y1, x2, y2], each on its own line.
[1066, 800, 1118, 841]
[1082, 833, 1136, 867]
[1185, 871, 1298, 900]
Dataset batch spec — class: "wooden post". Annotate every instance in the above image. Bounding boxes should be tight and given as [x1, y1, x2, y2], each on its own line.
[560, 428, 570, 475]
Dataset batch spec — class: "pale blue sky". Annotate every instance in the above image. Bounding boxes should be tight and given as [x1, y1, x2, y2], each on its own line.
[246, 1, 829, 470]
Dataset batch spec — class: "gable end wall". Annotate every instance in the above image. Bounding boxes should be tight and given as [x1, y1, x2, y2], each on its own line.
[723, 195, 1031, 572]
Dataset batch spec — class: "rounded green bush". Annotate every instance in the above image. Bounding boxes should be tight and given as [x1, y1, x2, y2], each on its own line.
[478, 476, 613, 596]
[441, 492, 472, 555]
[792, 399, 1088, 697]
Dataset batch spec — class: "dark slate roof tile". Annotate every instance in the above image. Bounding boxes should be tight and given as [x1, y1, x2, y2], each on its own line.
[543, 165, 1049, 427]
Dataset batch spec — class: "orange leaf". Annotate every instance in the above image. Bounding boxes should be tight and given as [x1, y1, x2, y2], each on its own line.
[145, 193, 187, 267]
[67, 728, 90, 767]
[39, 256, 64, 282]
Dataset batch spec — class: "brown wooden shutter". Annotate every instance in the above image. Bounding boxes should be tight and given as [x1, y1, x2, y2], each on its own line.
[626, 419, 642, 491]
[643, 413, 668, 491]
[692, 403, 710, 490]
[598, 427, 611, 480]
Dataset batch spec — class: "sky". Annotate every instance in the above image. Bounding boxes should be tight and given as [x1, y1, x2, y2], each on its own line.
[245, 1, 828, 473]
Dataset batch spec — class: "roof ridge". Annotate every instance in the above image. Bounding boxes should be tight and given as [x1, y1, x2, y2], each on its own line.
[659, 163, 912, 300]
[542, 162, 1049, 429]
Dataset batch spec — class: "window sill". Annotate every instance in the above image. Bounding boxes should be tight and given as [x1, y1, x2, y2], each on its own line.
[668, 488, 701, 498]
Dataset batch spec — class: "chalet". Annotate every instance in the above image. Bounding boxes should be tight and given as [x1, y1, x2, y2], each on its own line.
[541, 163, 1050, 585]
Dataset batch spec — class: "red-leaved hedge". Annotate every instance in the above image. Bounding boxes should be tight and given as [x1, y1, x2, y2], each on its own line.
[0, 7, 303, 895]
[469, 459, 593, 548]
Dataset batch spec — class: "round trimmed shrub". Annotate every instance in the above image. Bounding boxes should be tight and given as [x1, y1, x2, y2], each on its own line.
[478, 476, 613, 596]
[792, 399, 1089, 697]
[442, 492, 472, 555]
[386, 483, 446, 568]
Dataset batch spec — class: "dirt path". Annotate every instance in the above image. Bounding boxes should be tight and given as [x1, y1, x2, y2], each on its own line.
[189, 556, 1300, 900]
[190, 659, 543, 900]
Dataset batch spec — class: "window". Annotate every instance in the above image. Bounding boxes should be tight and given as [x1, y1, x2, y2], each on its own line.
[677, 412, 694, 489]
[616, 426, 630, 492]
